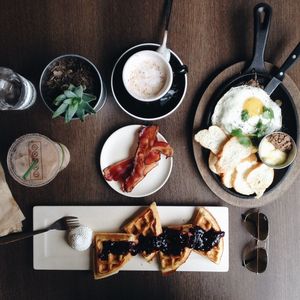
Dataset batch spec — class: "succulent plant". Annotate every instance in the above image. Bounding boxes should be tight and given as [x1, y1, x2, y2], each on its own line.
[52, 84, 96, 122]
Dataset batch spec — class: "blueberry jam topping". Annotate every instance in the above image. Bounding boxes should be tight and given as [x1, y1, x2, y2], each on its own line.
[160, 228, 189, 256]
[98, 226, 225, 260]
[98, 241, 136, 260]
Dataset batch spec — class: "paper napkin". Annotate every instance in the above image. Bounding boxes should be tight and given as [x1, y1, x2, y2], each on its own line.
[0, 162, 25, 236]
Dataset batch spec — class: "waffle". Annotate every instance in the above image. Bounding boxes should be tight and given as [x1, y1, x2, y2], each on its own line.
[93, 233, 137, 280]
[192, 207, 224, 264]
[122, 202, 162, 261]
[159, 224, 193, 275]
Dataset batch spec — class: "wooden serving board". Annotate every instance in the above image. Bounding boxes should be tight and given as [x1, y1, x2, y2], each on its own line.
[193, 62, 300, 207]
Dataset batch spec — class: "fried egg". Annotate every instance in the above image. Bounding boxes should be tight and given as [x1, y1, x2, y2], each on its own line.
[211, 85, 282, 135]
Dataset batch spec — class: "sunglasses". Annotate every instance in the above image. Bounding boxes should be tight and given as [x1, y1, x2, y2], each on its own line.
[241, 209, 269, 273]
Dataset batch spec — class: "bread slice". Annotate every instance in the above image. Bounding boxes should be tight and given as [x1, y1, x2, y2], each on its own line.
[194, 126, 227, 155]
[216, 137, 257, 174]
[208, 152, 219, 174]
[221, 168, 235, 188]
[93, 233, 137, 279]
[246, 163, 274, 199]
[233, 154, 258, 195]
[159, 224, 192, 275]
[221, 154, 256, 190]
[192, 207, 224, 264]
[122, 202, 162, 261]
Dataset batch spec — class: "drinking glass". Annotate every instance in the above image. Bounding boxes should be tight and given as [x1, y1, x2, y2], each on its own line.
[7, 133, 70, 187]
[0, 67, 36, 110]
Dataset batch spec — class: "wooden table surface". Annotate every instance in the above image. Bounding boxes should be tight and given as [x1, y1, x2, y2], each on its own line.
[0, 1, 299, 299]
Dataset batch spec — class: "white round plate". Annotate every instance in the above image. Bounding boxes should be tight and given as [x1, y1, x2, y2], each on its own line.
[100, 125, 173, 197]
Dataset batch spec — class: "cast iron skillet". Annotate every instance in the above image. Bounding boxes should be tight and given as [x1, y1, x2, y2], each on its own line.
[201, 3, 299, 199]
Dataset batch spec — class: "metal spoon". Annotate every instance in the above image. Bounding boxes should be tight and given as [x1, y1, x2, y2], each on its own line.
[157, 0, 173, 61]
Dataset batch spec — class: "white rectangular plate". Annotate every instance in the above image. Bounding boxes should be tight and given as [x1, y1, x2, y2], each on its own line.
[33, 206, 229, 272]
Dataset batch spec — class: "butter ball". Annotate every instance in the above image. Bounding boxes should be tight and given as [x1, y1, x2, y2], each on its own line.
[67, 225, 93, 251]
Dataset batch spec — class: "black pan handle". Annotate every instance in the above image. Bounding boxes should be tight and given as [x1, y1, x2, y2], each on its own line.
[274, 42, 300, 80]
[246, 3, 272, 74]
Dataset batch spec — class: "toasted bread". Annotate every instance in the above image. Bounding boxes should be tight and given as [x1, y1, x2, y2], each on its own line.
[221, 167, 235, 188]
[122, 202, 162, 261]
[194, 126, 228, 155]
[208, 152, 219, 174]
[192, 207, 224, 264]
[159, 224, 193, 275]
[232, 154, 258, 195]
[246, 163, 274, 199]
[216, 137, 257, 174]
[93, 233, 137, 279]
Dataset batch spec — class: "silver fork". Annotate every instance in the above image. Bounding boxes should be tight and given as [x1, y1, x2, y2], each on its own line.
[0, 216, 80, 245]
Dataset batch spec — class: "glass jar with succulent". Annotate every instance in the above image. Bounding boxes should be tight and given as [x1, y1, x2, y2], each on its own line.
[52, 84, 96, 122]
[39, 54, 106, 122]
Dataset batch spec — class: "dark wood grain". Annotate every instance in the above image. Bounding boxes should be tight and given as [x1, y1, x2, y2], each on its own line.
[0, 1, 299, 299]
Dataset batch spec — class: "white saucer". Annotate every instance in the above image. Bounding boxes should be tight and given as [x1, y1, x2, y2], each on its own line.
[100, 125, 173, 197]
[111, 43, 188, 121]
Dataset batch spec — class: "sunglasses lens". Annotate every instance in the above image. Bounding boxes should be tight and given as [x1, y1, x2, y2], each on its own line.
[243, 212, 268, 240]
[243, 247, 268, 273]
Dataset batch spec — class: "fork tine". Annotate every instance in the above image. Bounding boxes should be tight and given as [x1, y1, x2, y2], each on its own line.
[64, 216, 78, 220]
[67, 221, 80, 226]
[65, 217, 80, 228]
[66, 219, 79, 222]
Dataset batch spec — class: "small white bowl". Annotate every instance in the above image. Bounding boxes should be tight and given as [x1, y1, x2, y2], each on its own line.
[122, 50, 173, 102]
[258, 132, 297, 169]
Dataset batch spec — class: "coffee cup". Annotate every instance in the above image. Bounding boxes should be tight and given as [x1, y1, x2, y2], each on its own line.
[122, 50, 173, 102]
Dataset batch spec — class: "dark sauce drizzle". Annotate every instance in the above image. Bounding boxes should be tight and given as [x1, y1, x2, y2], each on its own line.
[98, 226, 225, 260]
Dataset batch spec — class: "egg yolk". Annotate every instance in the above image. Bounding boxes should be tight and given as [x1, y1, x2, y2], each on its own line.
[243, 97, 264, 117]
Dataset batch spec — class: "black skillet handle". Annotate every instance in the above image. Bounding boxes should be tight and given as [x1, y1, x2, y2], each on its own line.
[246, 3, 272, 74]
[275, 42, 300, 80]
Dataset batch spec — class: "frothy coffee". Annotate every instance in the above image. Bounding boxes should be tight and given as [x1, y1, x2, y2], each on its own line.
[122, 51, 172, 101]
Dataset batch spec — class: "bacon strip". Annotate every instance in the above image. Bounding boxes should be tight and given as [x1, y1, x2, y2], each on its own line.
[144, 150, 161, 165]
[103, 158, 133, 181]
[151, 140, 174, 157]
[121, 159, 160, 192]
[123, 126, 159, 192]
[103, 150, 162, 183]
[102, 125, 174, 192]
